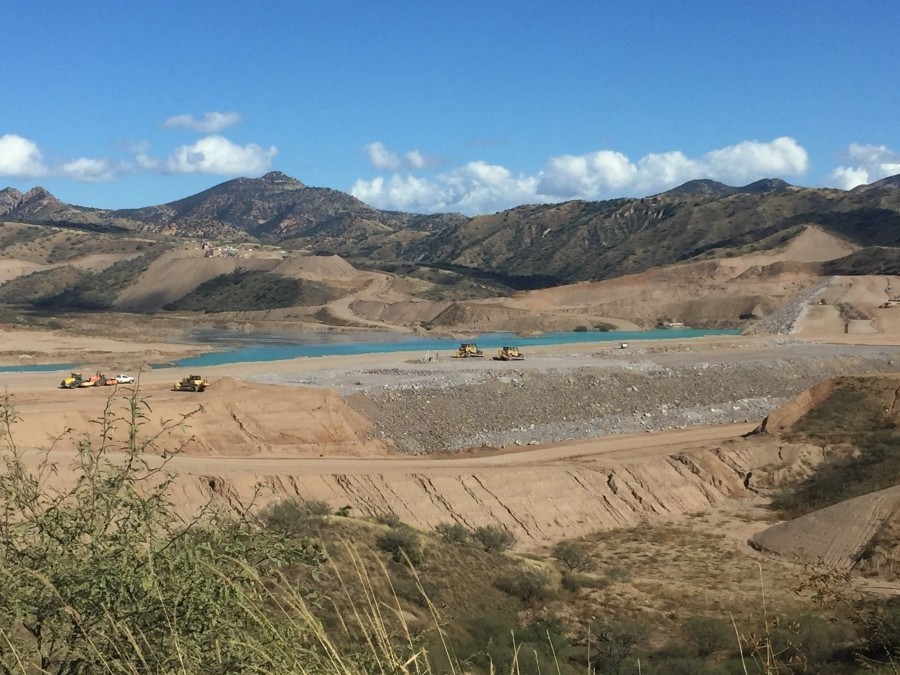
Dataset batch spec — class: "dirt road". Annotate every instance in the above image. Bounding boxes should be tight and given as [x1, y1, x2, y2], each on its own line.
[27, 422, 755, 475]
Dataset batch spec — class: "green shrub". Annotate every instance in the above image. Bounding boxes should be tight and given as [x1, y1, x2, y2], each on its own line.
[493, 570, 556, 603]
[0, 391, 325, 674]
[376, 527, 423, 566]
[553, 540, 593, 571]
[603, 564, 632, 584]
[435, 521, 470, 544]
[682, 616, 731, 657]
[472, 525, 516, 552]
[573, 325, 588, 332]
[773, 426, 900, 517]
[259, 496, 332, 535]
[374, 511, 402, 528]
[590, 621, 648, 674]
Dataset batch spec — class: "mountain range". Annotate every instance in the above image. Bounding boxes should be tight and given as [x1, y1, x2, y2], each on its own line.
[2, 171, 899, 285]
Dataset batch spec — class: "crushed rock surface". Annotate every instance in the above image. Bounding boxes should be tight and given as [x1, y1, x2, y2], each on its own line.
[247, 340, 900, 453]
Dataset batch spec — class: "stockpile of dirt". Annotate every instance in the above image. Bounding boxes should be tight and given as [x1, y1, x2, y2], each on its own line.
[273, 253, 358, 280]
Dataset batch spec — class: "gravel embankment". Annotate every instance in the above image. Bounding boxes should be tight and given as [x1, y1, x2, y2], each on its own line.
[744, 277, 837, 335]
[250, 341, 900, 454]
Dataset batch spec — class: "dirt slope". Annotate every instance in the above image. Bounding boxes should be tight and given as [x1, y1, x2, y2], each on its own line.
[25, 420, 790, 547]
[113, 252, 279, 311]
[748, 374, 900, 578]
[114, 250, 366, 313]
[753, 378, 838, 434]
[750, 486, 900, 572]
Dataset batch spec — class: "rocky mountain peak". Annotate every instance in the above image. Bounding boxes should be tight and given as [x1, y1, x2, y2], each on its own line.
[20, 187, 60, 205]
[260, 171, 305, 188]
[740, 178, 792, 194]
[661, 179, 735, 197]
[0, 187, 23, 217]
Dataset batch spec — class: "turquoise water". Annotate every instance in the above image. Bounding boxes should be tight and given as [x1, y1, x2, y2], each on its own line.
[0, 328, 740, 373]
[0, 362, 76, 374]
[170, 328, 740, 368]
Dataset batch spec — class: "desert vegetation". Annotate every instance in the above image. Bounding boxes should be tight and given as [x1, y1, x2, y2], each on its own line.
[36, 249, 165, 311]
[164, 269, 338, 312]
[773, 378, 900, 517]
[4, 388, 900, 673]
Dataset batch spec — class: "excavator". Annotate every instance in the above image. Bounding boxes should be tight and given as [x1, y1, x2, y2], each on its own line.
[453, 343, 484, 358]
[493, 346, 524, 361]
[173, 374, 209, 392]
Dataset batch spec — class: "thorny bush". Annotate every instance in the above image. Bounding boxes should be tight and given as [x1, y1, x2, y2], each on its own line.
[0, 388, 327, 675]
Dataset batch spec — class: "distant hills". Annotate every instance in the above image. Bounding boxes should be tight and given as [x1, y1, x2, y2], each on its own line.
[2, 171, 900, 285]
[0, 172, 464, 243]
[660, 177, 793, 197]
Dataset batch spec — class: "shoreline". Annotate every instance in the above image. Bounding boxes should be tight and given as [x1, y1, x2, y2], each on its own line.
[0, 326, 743, 371]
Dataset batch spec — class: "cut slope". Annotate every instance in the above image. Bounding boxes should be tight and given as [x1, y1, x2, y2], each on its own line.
[750, 375, 900, 577]
[114, 251, 363, 312]
[750, 486, 900, 572]
[113, 253, 280, 311]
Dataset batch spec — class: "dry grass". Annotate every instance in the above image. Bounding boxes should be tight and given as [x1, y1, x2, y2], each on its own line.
[546, 522, 815, 647]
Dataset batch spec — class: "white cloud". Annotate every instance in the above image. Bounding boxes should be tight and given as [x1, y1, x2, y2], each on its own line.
[365, 142, 401, 170]
[826, 143, 900, 189]
[165, 135, 277, 175]
[352, 175, 443, 212]
[365, 142, 435, 171]
[538, 137, 808, 200]
[538, 150, 637, 197]
[703, 136, 809, 184]
[406, 149, 428, 169]
[355, 136, 811, 215]
[164, 112, 242, 133]
[60, 158, 116, 182]
[0, 134, 47, 177]
[353, 161, 540, 214]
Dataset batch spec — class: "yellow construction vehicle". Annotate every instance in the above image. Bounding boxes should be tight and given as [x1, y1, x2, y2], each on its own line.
[173, 374, 209, 392]
[453, 343, 484, 358]
[60, 372, 84, 389]
[493, 346, 524, 361]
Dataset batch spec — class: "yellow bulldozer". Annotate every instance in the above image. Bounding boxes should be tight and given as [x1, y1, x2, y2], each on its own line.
[453, 343, 484, 358]
[493, 346, 524, 361]
[173, 374, 209, 392]
[60, 372, 84, 389]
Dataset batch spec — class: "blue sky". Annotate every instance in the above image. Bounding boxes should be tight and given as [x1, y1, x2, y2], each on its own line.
[2, 1, 898, 215]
